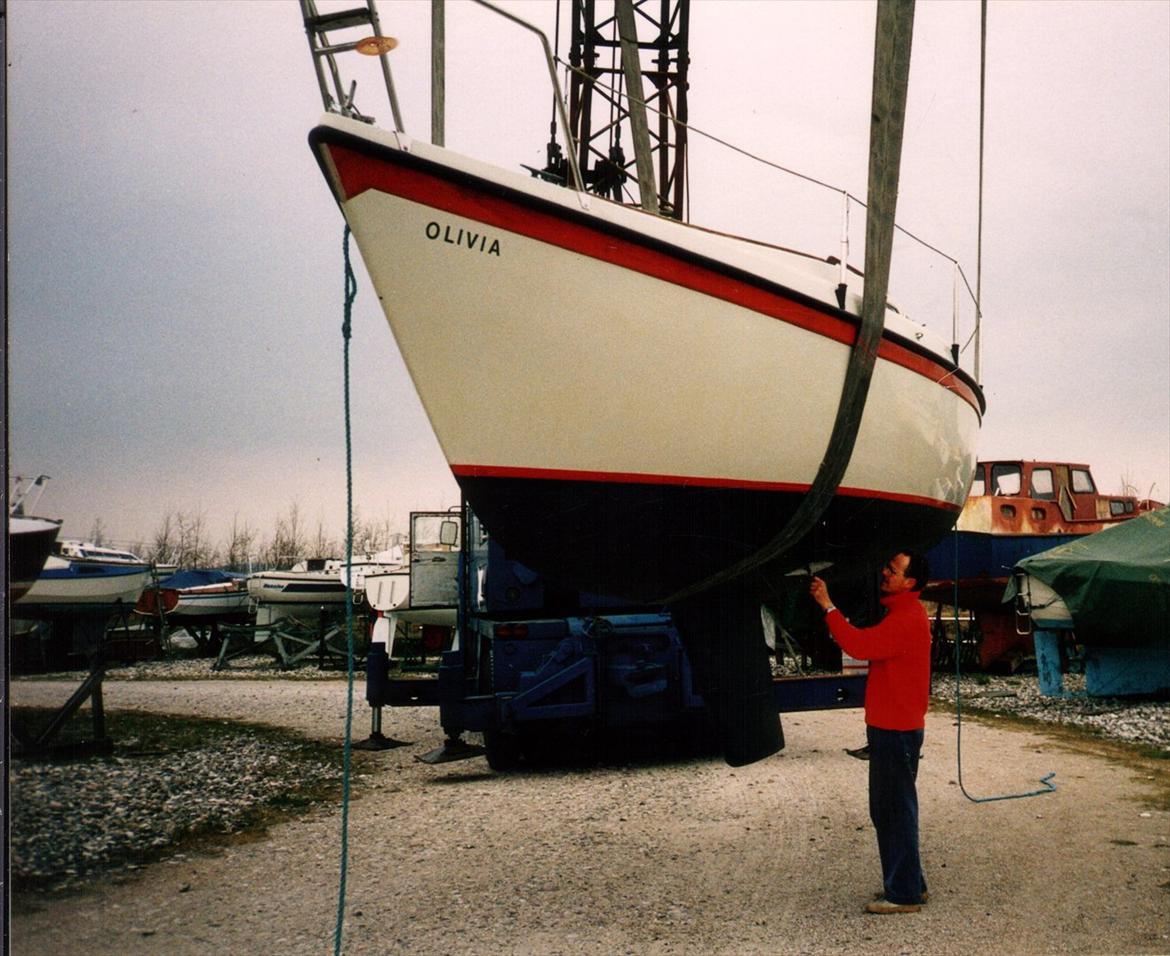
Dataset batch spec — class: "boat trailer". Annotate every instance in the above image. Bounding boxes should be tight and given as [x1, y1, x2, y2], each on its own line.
[353, 508, 866, 769]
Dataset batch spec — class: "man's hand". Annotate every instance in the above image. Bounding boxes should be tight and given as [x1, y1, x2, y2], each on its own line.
[809, 575, 833, 612]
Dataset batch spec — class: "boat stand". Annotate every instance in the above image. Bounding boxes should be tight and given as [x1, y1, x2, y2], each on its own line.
[212, 622, 277, 670]
[213, 613, 365, 671]
[11, 611, 118, 756]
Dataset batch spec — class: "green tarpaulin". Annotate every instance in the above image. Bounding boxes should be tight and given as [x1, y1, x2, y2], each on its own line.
[1008, 506, 1170, 646]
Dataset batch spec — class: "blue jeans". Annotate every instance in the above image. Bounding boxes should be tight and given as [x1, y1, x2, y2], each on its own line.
[867, 725, 927, 905]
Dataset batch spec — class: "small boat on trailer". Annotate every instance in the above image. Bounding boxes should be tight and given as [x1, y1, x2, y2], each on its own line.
[923, 459, 1163, 669]
[247, 558, 349, 625]
[135, 569, 251, 621]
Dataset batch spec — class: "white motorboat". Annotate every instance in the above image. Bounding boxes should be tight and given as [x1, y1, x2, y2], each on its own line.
[55, 539, 148, 566]
[16, 555, 152, 614]
[247, 558, 349, 606]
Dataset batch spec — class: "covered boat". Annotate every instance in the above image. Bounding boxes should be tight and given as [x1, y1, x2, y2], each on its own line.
[135, 569, 251, 621]
[1007, 506, 1170, 696]
[1009, 506, 1169, 648]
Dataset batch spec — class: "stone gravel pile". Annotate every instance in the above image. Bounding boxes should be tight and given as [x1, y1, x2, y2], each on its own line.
[931, 672, 1170, 751]
[10, 724, 342, 892]
[22, 654, 355, 682]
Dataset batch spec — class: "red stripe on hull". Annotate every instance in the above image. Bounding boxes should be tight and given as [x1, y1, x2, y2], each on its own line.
[326, 142, 982, 416]
[450, 463, 960, 514]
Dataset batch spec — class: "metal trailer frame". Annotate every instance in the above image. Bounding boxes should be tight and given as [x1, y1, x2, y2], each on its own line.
[361, 501, 866, 766]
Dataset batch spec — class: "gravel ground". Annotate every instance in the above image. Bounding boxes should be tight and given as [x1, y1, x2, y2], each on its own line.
[9, 720, 343, 892]
[9, 664, 1170, 955]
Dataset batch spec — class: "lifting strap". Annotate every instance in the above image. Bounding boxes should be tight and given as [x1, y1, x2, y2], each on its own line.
[664, 0, 916, 605]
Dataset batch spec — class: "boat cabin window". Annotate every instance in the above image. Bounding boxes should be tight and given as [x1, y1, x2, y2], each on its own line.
[970, 472, 986, 496]
[1071, 468, 1096, 494]
[991, 463, 1022, 496]
[1029, 468, 1056, 500]
[1109, 500, 1128, 517]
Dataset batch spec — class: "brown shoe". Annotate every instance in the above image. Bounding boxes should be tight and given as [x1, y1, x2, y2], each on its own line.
[866, 898, 922, 914]
[873, 890, 929, 904]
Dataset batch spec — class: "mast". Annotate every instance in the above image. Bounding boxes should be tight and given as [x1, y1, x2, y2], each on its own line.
[551, 0, 689, 219]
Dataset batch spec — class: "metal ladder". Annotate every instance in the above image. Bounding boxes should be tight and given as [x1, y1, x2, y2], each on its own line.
[300, 0, 403, 129]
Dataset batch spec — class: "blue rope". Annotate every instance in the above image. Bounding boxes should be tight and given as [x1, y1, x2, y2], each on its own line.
[333, 225, 358, 955]
[950, 526, 1056, 803]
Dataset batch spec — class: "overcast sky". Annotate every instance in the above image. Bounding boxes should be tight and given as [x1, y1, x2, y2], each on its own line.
[7, 0, 1169, 553]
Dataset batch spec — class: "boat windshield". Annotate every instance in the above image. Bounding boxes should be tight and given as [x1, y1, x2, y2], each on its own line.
[970, 471, 986, 496]
[1030, 468, 1056, 500]
[990, 463, 1022, 496]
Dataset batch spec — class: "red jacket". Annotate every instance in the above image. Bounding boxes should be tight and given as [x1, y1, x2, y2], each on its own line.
[826, 590, 931, 731]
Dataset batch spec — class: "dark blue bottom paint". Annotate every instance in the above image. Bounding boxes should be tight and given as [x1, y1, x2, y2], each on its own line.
[458, 475, 956, 602]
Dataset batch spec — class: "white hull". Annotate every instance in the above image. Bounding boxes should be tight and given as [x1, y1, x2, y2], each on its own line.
[171, 588, 252, 619]
[17, 557, 151, 610]
[247, 570, 348, 606]
[312, 115, 983, 598]
[364, 570, 457, 626]
[317, 116, 979, 508]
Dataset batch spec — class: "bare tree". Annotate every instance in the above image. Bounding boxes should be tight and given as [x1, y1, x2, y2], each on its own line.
[224, 514, 257, 572]
[311, 517, 339, 559]
[175, 508, 219, 568]
[146, 508, 218, 568]
[149, 512, 177, 566]
[348, 506, 402, 555]
[88, 517, 107, 546]
[263, 502, 308, 569]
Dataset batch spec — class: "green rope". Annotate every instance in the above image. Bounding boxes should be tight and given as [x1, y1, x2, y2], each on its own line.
[333, 225, 359, 955]
[950, 525, 1056, 803]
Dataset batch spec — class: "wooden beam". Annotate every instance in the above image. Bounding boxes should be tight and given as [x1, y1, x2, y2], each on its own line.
[860, 0, 915, 353]
[614, 0, 660, 214]
[431, 0, 445, 147]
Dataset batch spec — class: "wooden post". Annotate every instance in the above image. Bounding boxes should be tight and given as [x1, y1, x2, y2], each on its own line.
[431, 0, 445, 147]
[858, 0, 915, 356]
[614, 0, 659, 214]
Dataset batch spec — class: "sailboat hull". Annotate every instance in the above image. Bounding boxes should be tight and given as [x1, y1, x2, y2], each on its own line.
[311, 116, 982, 598]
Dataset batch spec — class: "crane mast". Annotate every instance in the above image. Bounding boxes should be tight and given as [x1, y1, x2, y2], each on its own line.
[546, 0, 689, 219]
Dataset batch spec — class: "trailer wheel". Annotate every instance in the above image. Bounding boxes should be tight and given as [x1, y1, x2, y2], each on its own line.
[484, 728, 522, 771]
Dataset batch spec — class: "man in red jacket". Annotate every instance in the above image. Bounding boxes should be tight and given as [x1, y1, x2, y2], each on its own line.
[809, 551, 931, 915]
